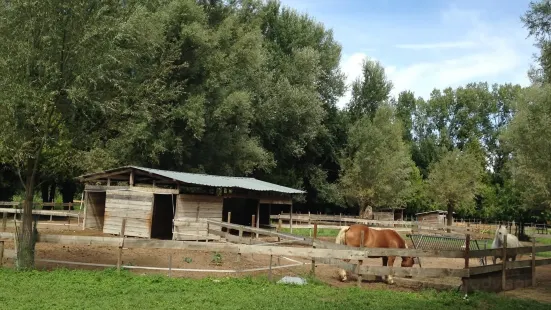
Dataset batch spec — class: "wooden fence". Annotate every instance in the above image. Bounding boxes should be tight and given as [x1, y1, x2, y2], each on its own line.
[1, 218, 551, 293]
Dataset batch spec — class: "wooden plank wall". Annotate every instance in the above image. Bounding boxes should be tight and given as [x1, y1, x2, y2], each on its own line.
[103, 190, 154, 238]
[174, 194, 223, 241]
[84, 192, 106, 230]
[372, 212, 393, 221]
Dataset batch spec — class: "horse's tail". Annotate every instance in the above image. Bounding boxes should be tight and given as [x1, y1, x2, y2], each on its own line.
[335, 226, 349, 245]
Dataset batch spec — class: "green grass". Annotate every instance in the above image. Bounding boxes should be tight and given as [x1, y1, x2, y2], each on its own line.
[0, 268, 548, 309]
[279, 228, 340, 238]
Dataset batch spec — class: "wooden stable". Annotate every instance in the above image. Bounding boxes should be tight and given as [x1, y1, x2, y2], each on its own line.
[415, 210, 454, 225]
[79, 166, 304, 241]
[372, 208, 404, 221]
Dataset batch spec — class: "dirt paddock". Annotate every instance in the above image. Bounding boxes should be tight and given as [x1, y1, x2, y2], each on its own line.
[2, 224, 551, 303]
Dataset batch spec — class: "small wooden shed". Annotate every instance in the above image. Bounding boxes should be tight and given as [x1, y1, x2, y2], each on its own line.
[372, 208, 404, 221]
[415, 210, 454, 225]
[78, 166, 305, 241]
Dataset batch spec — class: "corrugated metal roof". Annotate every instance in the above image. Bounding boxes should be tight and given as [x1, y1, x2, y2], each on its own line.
[82, 166, 306, 194]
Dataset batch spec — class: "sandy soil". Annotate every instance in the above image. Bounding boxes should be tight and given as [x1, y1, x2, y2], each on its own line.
[1, 223, 550, 303]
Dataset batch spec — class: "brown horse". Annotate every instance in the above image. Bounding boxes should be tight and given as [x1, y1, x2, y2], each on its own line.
[335, 224, 415, 284]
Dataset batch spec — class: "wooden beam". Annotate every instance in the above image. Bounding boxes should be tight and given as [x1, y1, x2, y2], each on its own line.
[469, 245, 551, 258]
[84, 185, 178, 194]
[312, 239, 466, 258]
[259, 199, 292, 205]
[359, 265, 468, 278]
[206, 220, 308, 242]
[80, 169, 132, 182]
[468, 258, 551, 276]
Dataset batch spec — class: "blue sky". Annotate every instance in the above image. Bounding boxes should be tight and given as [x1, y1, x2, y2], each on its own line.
[279, 0, 539, 108]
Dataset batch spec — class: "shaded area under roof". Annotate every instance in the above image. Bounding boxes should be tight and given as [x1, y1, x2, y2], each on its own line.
[79, 166, 306, 195]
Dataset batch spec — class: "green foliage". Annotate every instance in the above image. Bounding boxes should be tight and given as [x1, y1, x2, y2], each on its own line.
[339, 105, 417, 213]
[346, 58, 393, 121]
[211, 252, 223, 266]
[502, 85, 551, 212]
[521, 0, 551, 84]
[0, 268, 549, 309]
[426, 149, 484, 221]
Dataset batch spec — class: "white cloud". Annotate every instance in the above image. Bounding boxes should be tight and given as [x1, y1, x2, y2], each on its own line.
[395, 41, 476, 50]
[336, 8, 532, 109]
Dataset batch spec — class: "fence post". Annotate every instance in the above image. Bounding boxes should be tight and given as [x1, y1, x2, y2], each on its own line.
[237, 228, 243, 263]
[268, 254, 273, 281]
[501, 234, 507, 291]
[0, 240, 4, 267]
[117, 219, 126, 273]
[168, 254, 172, 277]
[1, 212, 6, 232]
[251, 214, 255, 241]
[532, 236, 536, 287]
[227, 211, 232, 235]
[463, 233, 471, 295]
[311, 223, 317, 276]
[357, 230, 364, 287]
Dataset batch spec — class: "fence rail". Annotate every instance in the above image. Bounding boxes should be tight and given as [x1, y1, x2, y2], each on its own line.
[2, 217, 551, 293]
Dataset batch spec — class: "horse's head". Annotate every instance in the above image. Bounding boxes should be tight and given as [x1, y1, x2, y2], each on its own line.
[401, 256, 415, 267]
[495, 225, 507, 242]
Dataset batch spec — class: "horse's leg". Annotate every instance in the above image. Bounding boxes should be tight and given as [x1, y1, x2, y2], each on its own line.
[381, 257, 388, 283]
[386, 256, 396, 285]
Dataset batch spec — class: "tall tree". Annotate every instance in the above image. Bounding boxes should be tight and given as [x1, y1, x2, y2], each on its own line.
[339, 104, 417, 218]
[0, 0, 177, 269]
[346, 58, 393, 122]
[426, 149, 484, 226]
[522, 0, 551, 84]
[502, 85, 551, 213]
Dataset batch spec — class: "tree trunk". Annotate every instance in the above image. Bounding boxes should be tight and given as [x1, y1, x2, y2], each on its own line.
[61, 180, 76, 210]
[16, 167, 38, 270]
[446, 203, 454, 233]
[360, 205, 373, 219]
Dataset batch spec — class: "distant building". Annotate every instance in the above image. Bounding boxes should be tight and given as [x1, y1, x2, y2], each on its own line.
[415, 210, 455, 225]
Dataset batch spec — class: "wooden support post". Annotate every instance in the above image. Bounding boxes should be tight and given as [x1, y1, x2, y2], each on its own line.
[463, 234, 470, 295]
[502, 234, 507, 291]
[117, 219, 126, 273]
[0, 240, 3, 267]
[357, 230, 364, 287]
[107, 178, 111, 186]
[227, 211, 232, 235]
[256, 202, 260, 239]
[1, 212, 6, 232]
[268, 255, 273, 282]
[129, 170, 134, 186]
[308, 211, 311, 225]
[311, 223, 318, 276]
[237, 228, 243, 263]
[168, 254, 172, 277]
[250, 215, 255, 244]
[268, 204, 272, 228]
[290, 203, 293, 234]
[532, 236, 536, 287]
[277, 219, 282, 232]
